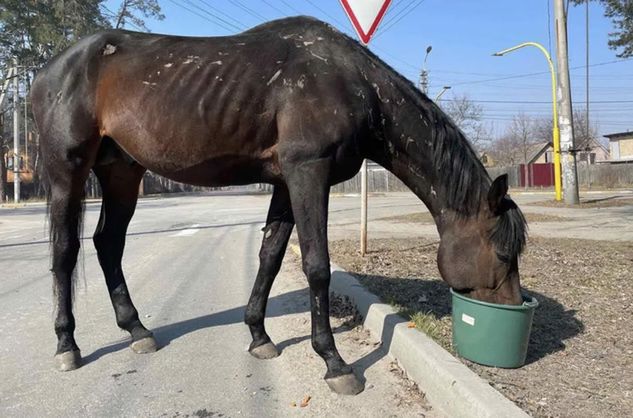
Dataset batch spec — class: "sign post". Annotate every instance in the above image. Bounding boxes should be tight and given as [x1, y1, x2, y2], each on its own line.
[339, 0, 393, 256]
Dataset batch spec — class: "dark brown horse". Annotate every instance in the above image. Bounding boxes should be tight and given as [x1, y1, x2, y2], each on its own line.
[31, 16, 526, 395]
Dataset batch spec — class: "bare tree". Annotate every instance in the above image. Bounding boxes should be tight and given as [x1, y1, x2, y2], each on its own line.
[534, 108, 602, 153]
[112, 0, 164, 31]
[490, 113, 541, 187]
[441, 94, 490, 151]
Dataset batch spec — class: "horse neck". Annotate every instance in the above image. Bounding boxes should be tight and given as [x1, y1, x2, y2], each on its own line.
[367, 89, 489, 226]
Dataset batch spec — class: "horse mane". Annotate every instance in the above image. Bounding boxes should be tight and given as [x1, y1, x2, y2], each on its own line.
[338, 36, 486, 216]
[346, 31, 528, 257]
[491, 199, 528, 259]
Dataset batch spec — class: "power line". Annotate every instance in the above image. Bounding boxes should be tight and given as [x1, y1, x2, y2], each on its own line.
[197, 0, 247, 29]
[182, 0, 243, 31]
[451, 57, 633, 86]
[379, 0, 418, 27]
[280, 0, 302, 15]
[374, 0, 426, 38]
[167, 0, 236, 33]
[383, 0, 405, 19]
[260, 0, 289, 17]
[304, 0, 348, 28]
[229, 0, 268, 22]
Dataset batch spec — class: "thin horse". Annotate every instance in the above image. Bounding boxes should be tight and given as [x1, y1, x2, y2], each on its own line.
[31, 16, 527, 395]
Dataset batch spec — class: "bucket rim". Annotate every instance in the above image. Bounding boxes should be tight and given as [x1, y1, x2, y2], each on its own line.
[450, 288, 538, 311]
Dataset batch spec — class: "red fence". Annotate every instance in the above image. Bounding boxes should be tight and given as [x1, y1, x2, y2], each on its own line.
[519, 163, 555, 187]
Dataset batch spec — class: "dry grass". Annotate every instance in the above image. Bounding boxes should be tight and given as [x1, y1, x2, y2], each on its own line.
[328, 236, 633, 418]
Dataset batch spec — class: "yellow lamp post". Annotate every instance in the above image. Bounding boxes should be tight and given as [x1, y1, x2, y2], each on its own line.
[493, 42, 562, 201]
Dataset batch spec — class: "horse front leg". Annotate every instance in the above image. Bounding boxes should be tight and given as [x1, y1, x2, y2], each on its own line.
[93, 161, 156, 353]
[284, 158, 365, 395]
[245, 185, 294, 359]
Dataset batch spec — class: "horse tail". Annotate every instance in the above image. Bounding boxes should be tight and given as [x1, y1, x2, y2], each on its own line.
[32, 74, 90, 309]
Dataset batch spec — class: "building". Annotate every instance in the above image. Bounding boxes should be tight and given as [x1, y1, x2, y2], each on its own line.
[604, 131, 633, 163]
[526, 142, 554, 164]
[527, 139, 609, 165]
[576, 138, 610, 164]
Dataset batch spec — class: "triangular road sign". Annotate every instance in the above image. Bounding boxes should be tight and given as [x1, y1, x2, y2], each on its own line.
[340, 0, 393, 44]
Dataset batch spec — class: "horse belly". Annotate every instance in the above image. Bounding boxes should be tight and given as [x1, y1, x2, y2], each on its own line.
[158, 152, 280, 187]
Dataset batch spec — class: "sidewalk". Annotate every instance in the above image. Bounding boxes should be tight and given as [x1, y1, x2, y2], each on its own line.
[327, 192, 633, 242]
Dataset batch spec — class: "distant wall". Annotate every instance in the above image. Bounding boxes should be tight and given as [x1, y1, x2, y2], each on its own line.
[331, 163, 633, 193]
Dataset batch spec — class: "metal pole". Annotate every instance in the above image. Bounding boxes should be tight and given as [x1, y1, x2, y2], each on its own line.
[360, 159, 367, 256]
[435, 86, 451, 101]
[419, 46, 432, 95]
[12, 60, 20, 203]
[24, 74, 28, 174]
[493, 42, 562, 201]
[554, 0, 580, 204]
[585, 0, 590, 186]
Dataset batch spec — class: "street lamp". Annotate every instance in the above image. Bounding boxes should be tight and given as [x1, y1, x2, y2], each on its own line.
[493, 42, 562, 201]
[419, 45, 432, 94]
[435, 86, 451, 101]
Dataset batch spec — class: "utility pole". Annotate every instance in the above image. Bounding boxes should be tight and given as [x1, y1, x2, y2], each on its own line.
[586, 0, 590, 150]
[554, 0, 580, 204]
[13, 59, 20, 203]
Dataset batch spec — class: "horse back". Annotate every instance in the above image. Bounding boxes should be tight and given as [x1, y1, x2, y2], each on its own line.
[32, 17, 381, 186]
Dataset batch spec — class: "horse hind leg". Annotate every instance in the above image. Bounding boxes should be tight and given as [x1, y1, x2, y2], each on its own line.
[43, 137, 99, 371]
[92, 155, 156, 354]
[245, 185, 294, 359]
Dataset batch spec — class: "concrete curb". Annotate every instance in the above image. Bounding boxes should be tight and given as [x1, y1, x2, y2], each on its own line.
[289, 244, 529, 418]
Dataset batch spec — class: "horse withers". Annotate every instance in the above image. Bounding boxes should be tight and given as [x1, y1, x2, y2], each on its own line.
[31, 16, 526, 395]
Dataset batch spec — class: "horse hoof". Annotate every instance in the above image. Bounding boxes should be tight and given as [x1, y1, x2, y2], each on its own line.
[55, 350, 81, 372]
[249, 342, 279, 359]
[130, 336, 157, 354]
[325, 373, 365, 395]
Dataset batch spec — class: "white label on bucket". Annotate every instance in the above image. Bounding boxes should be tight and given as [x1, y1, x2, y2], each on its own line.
[461, 313, 475, 326]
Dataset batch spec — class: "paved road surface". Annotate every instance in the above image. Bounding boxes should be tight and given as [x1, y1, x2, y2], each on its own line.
[0, 194, 440, 418]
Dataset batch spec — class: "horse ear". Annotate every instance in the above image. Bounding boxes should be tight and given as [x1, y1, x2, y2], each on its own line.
[488, 174, 508, 214]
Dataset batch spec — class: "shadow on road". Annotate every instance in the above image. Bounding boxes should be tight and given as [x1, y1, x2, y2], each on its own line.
[84, 288, 307, 364]
[83, 284, 393, 383]
[80, 270, 582, 379]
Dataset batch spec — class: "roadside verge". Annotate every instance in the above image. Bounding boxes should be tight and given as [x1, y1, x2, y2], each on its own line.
[289, 244, 529, 418]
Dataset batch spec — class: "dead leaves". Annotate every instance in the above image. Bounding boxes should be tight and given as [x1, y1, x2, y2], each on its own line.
[300, 395, 312, 407]
[290, 395, 312, 408]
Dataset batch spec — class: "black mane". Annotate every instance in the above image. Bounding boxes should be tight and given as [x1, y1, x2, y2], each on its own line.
[349, 33, 528, 256]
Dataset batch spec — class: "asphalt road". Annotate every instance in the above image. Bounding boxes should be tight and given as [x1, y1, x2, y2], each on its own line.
[2, 189, 629, 417]
[0, 193, 439, 418]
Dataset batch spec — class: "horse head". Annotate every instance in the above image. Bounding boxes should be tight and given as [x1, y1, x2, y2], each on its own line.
[437, 175, 527, 305]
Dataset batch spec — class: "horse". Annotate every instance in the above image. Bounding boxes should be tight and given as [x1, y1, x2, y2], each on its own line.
[31, 16, 527, 395]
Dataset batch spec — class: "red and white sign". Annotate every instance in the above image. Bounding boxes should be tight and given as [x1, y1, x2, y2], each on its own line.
[340, 0, 393, 44]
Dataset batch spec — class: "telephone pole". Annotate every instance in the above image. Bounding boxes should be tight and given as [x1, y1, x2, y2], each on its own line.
[13, 59, 20, 203]
[554, 0, 580, 204]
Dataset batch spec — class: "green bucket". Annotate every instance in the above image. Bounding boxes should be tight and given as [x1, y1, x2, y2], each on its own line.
[450, 288, 538, 368]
